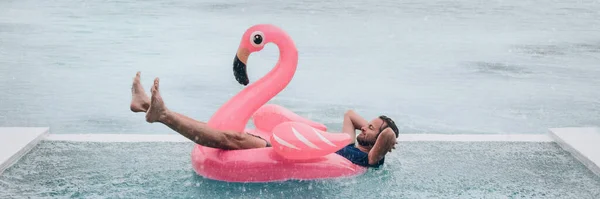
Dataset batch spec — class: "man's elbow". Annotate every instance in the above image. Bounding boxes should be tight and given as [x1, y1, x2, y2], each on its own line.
[368, 155, 383, 165]
[344, 109, 356, 117]
[368, 159, 375, 166]
[368, 159, 379, 166]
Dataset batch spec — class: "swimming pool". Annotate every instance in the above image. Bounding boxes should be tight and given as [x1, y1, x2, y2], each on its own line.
[1, 133, 599, 198]
[2, 0, 600, 197]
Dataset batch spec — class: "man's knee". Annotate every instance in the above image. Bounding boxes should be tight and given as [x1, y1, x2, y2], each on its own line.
[221, 131, 247, 150]
[191, 130, 241, 150]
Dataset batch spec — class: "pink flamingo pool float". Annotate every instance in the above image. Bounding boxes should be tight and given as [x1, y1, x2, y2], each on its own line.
[190, 24, 367, 182]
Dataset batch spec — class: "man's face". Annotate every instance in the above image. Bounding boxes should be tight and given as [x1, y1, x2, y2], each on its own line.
[356, 117, 386, 147]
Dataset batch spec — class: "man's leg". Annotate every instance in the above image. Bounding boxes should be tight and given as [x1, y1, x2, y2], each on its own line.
[130, 72, 268, 150]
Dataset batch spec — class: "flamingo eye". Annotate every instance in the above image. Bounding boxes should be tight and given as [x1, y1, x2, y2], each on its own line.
[250, 31, 264, 47]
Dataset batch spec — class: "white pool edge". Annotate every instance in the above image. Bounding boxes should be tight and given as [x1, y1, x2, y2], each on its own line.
[45, 133, 554, 142]
[46, 134, 192, 142]
[0, 127, 49, 175]
[548, 127, 600, 177]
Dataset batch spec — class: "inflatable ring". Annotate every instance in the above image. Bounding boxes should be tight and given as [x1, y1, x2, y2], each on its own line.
[191, 24, 366, 182]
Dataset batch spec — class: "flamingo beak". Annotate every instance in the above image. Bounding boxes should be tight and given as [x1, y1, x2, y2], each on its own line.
[233, 48, 250, 86]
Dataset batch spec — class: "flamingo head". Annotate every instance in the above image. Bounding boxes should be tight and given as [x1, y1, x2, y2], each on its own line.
[234, 24, 277, 86]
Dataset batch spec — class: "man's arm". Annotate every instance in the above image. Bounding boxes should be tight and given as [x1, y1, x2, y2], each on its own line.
[342, 110, 368, 142]
[368, 129, 396, 165]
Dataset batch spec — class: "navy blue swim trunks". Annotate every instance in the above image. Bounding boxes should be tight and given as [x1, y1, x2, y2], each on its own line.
[335, 143, 384, 168]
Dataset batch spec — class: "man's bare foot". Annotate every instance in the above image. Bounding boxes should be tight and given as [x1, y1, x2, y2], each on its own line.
[146, 77, 168, 123]
[130, 72, 151, 112]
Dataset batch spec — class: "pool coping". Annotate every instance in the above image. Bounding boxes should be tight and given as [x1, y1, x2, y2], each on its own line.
[1, 127, 599, 178]
[548, 127, 600, 177]
[0, 127, 49, 175]
[45, 133, 554, 142]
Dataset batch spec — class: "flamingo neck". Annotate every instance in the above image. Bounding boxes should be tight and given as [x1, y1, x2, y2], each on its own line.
[208, 33, 298, 133]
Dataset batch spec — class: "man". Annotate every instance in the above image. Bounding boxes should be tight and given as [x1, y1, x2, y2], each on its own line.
[130, 72, 399, 168]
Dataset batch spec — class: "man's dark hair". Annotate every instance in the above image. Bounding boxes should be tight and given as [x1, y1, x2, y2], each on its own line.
[378, 115, 399, 138]
[357, 115, 400, 147]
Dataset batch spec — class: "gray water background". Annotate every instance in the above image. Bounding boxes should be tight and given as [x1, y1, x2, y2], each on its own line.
[1, 0, 599, 134]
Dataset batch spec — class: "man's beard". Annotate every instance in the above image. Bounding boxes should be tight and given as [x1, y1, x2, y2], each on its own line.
[356, 136, 376, 147]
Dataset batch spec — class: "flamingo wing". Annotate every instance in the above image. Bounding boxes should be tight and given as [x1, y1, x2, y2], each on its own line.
[270, 121, 350, 160]
[252, 104, 328, 134]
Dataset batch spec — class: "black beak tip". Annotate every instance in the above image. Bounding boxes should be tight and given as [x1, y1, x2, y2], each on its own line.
[236, 76, 249, 86]
[233, 55, 249, 86]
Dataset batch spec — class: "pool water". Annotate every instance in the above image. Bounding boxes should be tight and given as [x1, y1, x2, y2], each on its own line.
[1, 141, 599, 198]
[2, 0, 600, 197]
